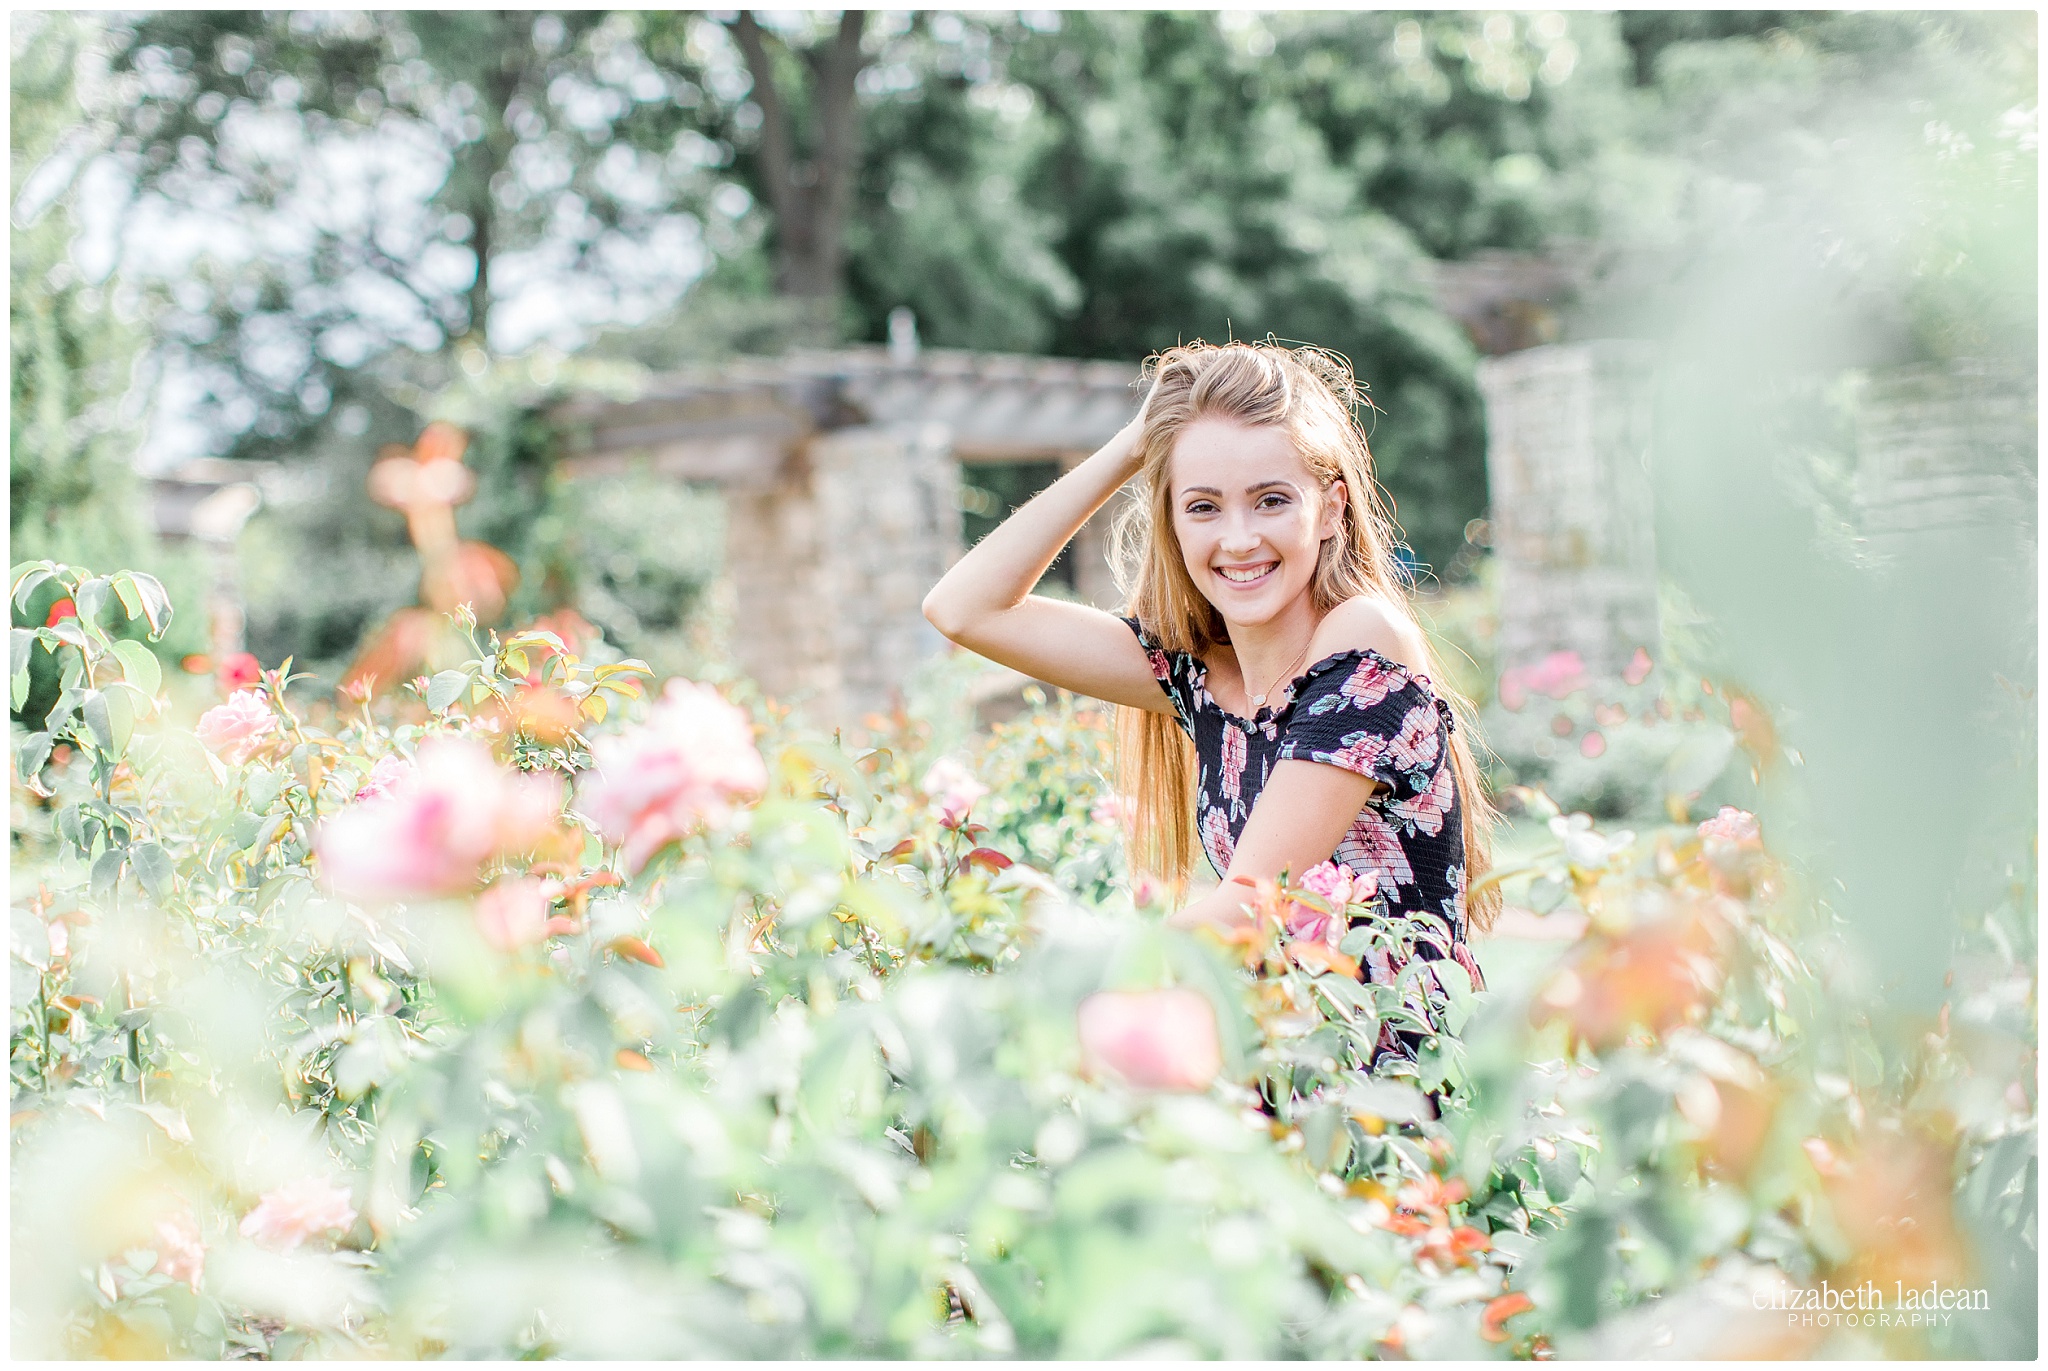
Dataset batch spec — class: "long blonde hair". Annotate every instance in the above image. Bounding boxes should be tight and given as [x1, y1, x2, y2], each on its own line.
[1109, 339, 1499, 933]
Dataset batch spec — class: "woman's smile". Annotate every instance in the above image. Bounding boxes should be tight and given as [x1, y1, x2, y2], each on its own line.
[1214, 560, 1278, 586]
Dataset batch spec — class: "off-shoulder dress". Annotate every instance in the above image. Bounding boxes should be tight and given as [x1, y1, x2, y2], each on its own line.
[1124, 617, 1486, 1005]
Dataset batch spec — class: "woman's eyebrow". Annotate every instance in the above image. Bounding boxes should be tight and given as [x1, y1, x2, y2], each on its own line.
[1246, 480, 1300, 495]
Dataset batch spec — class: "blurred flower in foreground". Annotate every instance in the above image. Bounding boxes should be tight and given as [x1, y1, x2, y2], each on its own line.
[1498, 650, 1587, 710]
[1698, 806, 1761, 849]
[921, 757, 989, 829]
[1536, 903, 1728, 1050]
[43, 596, 77, 626]
[1549, 812, 1633, 870]
[195, 691, 280, 765]
[473, 876, 557, 951]
[238, 1178, 357, 1250]
[151, 1207, 206, 1292]
[216, 651, 262, 693]
[316, 737, 562, 898]
[1077, 987, 1221, 1091]
[576, 679, 767, 871]
[352, 755, 412, 802]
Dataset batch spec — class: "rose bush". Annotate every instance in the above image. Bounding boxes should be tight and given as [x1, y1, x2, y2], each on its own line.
[9, 563, 2036, 1359]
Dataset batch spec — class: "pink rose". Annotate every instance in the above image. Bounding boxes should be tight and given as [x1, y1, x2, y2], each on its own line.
[920, 757, 989, 830]
[237, 1177, 356, 1250]
[1077, 988, 1221, 1091]
[1300, 859, 1375, 906]
[315, 738, 563, 899]
[151, 1207, 205, 1291]
[352, 754, 413, 802]
[473, 876, 557, 951]
[1698, 806, 1761, 849]
[576, 680, 768, 871]
[196, 691, 279, 766]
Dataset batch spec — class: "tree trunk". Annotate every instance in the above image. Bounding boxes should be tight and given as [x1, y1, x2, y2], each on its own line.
[729, 11, 870, 338]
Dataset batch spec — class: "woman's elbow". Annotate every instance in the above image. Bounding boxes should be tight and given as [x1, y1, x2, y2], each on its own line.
[921, 585, 969, 642]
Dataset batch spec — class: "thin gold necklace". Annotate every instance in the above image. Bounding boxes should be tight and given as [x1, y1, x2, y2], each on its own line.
[1244, 639, 1312, 713]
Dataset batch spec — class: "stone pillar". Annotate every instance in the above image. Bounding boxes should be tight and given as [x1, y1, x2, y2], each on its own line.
[1853, 361, 2036, 544]
[1476, 341, 1659, 678]
[809, 422, 962, 725]
[723, 459, 839, 710]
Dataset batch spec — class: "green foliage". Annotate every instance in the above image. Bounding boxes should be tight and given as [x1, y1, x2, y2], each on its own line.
[9, 17, 195, 624]
[11, 571, 2035, 1359]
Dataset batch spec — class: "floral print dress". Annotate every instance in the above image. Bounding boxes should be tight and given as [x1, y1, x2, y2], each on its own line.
[1124, 618, 1486, 1044]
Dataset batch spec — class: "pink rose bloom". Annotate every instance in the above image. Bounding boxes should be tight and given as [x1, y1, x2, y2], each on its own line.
[575, 680, 768, 872]
[1698, 806, 1761, 849]
[1286, 864, 1371, 947]
[474, 876, 555, 951]
[238, 1177, 357, 1250]
[196, 691, 279, 765]
[1299, 859, 1374, 907]
[1089, 793, 1128, 826]
[921, 757, 989, 829]
[152, 1208, 206, 1291]
[316, 737, 563, 899]
[352, 754, 413, 802]
[1077, 988, 1221, 1091]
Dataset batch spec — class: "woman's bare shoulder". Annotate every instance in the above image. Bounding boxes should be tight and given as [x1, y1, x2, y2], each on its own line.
[1308, 596, 1427, 672]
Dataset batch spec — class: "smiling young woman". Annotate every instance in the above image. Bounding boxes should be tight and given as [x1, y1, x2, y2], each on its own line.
[922, 340, 1496, 1051]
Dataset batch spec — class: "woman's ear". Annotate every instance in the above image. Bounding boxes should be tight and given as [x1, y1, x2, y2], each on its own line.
[1319, 480, 1348, 540]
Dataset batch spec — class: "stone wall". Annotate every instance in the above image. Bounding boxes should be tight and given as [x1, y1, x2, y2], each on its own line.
[1476, 340, 1659, 678]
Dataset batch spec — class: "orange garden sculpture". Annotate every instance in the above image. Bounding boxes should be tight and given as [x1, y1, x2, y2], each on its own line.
[342, 421, 520, 697]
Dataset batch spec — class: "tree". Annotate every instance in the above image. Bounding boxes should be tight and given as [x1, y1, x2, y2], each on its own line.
[11, 13, 156, 570]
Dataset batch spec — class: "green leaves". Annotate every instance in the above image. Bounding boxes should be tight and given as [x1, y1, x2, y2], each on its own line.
[109, 638, 162, 701]
[425, 669, 471, 714]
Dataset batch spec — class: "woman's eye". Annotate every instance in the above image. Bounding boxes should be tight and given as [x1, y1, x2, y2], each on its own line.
[1258, 494, 1288, 510]
[1186, 501, 1216, 515]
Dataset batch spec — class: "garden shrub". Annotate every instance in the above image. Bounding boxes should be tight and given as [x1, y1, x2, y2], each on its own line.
[9, 562, 2035, 1359]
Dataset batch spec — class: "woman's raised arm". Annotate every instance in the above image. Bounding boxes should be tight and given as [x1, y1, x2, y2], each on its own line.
[921, 410, 1175, 714]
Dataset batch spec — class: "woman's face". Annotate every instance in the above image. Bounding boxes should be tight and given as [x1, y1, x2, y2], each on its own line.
[1167, 417, 1344, 632]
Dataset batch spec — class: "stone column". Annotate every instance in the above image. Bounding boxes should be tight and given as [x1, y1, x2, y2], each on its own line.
[809, 422, 962, 726]
[1853, 361, 2036, 544]
[1476, 340, 1659, 679]
[722, 457, 840, 711]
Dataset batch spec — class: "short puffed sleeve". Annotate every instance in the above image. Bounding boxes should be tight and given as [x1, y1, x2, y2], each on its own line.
[1121, 616, 1196, 738]
[1273, 650, 1457, 803]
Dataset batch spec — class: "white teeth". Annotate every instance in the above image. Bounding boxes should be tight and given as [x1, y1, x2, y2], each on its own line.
[1217, 564, 1274, 583]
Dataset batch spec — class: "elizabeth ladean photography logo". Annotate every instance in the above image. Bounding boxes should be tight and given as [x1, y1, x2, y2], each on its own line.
[1756, 1280, 1991, 1328]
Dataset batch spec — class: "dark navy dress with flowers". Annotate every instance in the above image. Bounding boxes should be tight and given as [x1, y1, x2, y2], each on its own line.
[1124, 617, 1485, 1002]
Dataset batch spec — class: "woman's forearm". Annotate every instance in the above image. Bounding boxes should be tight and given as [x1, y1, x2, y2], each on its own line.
[923, 418, 1144, 639]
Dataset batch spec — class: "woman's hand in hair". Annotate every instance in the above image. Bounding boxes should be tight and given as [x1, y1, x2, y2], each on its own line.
[918, 366, 1174, 715]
